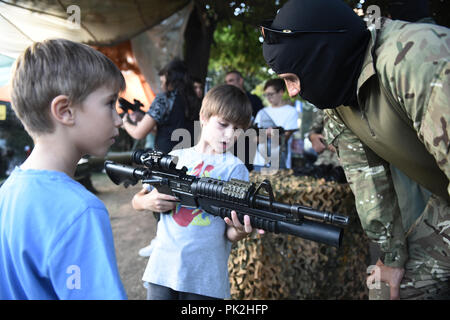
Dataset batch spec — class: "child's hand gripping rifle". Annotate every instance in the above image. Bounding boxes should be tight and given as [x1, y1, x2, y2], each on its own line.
[104, 149, 349, 247]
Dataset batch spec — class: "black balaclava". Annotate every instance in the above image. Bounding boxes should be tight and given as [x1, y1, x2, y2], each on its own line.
[388, 0, 430, 22]
[263, 0, 370, 109]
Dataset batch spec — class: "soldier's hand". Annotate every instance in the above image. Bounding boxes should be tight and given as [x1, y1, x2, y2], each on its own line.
[327, 144, 336, 153]
[367, 259, 405, 300]
[309, 133, 326, 154]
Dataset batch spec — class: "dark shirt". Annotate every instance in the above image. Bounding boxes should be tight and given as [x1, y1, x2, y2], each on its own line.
[246, 91, 264, 118]
[147, 91, 187, 153]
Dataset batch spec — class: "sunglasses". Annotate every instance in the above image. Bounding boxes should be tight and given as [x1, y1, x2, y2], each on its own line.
[259, 20, 347, 44]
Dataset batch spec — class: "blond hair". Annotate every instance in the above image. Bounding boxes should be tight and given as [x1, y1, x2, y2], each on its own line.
[200, 84, 252, 129]
[11, 39, 125, 136]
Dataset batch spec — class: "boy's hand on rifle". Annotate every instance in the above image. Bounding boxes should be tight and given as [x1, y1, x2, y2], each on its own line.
[224, 210, 265, 242]
[132, 188, 178, 213]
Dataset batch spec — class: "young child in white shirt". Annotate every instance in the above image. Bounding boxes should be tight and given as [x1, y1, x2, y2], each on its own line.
[253, 78, 299, 170]
[132, 84, 262, 300]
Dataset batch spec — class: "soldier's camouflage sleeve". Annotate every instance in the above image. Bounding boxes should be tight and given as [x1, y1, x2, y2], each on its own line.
[376, 22, 450, 197]
[324, 110, 408, 268]
[308, 109, 325, 135]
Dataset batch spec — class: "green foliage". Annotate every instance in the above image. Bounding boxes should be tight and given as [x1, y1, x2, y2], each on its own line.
[205, 0, 362, 94]
[208, 19, 270, 91]
[197, 0, 286, 26]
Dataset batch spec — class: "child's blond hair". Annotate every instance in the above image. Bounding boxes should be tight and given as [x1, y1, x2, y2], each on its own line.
[11, 39, 125, 136]
[200, 84, 252, 129]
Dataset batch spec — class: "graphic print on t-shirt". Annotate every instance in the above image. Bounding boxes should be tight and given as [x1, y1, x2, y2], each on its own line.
[172, 161, 218, 227]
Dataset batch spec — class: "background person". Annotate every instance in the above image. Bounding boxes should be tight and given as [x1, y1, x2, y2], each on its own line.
[253, 78, 298, 171]
[225, 70, 264, 117]
[122, 58, 200, 153]
[225, 70, 263, 171]
[192, 76, 204, 100]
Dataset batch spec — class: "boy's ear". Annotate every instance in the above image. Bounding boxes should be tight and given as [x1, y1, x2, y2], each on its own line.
[50, 95, 75, 126]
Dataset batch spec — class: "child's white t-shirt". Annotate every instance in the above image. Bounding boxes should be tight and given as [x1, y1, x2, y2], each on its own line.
[142, 147, 249, 299]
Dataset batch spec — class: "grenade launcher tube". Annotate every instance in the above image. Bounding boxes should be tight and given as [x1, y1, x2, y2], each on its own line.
[277, 220, 343, 247]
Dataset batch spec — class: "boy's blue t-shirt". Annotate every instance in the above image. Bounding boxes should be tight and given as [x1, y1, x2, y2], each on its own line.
[142, 147, 249, 299]
[0, 167, 127, 300]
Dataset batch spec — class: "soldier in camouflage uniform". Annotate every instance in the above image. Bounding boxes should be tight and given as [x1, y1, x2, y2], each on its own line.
[307, 109, 340, 167]
[262, 0, 449, 299]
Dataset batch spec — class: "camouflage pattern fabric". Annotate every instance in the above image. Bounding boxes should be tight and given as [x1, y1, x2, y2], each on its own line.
[299, 100, 316, 139]
[370, 196, 450, 299]
[324, 19, 450, 298]
[308, 108, 325, 135]
[228, 171, 371, 299]
[400, 195, 450, 299]
[308, 109, 340, 167]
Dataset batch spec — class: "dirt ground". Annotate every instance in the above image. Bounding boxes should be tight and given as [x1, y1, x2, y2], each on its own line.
[91, 172, 157, 300]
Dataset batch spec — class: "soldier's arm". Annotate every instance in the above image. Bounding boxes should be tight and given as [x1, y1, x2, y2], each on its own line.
[420, 62, 450, 197]
[324, 110, 408, 268]
[379, 23, 450, 197]
[309, 109, 325, 134]
[308, 110, 326, 153]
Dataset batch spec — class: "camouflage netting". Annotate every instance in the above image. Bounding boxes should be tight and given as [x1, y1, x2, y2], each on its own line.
[228, 170, 371, 299]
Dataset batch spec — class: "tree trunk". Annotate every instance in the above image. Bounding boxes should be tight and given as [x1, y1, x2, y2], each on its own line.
[184, 3, 217, 82]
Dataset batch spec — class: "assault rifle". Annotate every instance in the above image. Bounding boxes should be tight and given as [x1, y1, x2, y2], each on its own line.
[104, 149, 349, 247]
[118, 97, 145, 115]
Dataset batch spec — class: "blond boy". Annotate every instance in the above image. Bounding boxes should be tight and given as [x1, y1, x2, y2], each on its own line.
[0, 39, 126, 299]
